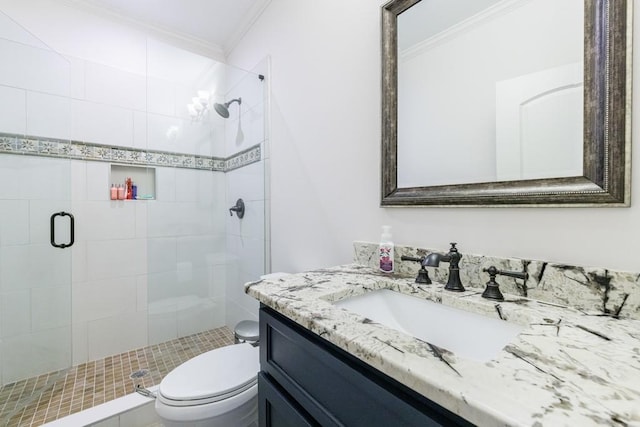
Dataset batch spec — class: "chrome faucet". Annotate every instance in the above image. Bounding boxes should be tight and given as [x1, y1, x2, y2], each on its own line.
[423, 243, 465, 292]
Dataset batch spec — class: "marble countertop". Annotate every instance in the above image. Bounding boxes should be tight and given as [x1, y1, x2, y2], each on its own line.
[245, 264, 640, 427]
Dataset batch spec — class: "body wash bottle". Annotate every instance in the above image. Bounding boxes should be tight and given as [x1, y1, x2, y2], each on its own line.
[379, 225, 394, 273]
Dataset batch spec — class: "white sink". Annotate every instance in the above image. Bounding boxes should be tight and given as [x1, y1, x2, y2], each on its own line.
[334, 289, 524, 363]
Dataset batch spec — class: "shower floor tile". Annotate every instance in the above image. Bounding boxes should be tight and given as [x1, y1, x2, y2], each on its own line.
[0, 326, 234, 427]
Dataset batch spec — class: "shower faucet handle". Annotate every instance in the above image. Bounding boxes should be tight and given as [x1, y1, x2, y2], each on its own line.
[229, 198, 245, 218]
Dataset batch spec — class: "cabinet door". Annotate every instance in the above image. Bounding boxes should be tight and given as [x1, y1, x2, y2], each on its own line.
[258, 372, 318, 427]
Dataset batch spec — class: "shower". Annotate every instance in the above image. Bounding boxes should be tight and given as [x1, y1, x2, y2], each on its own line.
[214, 97, 242, 118]
[0, 11, 267, 424]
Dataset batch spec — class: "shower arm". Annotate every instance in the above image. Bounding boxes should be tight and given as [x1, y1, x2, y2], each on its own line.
[226, 98, 241, 108]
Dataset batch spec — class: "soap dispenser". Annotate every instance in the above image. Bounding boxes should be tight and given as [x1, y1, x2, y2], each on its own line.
[379, 225, 394, 273]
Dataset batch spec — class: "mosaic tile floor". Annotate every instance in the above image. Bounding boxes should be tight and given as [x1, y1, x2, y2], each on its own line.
[0, 327, 234, 427]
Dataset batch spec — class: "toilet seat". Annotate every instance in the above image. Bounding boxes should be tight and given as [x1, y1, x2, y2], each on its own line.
[158, 343, 260, 407]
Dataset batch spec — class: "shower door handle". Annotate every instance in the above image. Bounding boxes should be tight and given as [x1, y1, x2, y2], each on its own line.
[50, 212, 75, 249]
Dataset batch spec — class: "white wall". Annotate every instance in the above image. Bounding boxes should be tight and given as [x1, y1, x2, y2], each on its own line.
[227, 0, 640, 274]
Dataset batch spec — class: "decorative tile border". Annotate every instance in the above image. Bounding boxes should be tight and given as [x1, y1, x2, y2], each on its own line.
[0, 132, 261, 172]
[226, 144, 262, 171]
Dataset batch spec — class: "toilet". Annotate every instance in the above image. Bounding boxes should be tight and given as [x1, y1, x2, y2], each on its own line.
[155, 321, 260, 427]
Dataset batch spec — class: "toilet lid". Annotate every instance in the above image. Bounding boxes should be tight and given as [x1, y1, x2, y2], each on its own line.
[159, 343, 259, 404]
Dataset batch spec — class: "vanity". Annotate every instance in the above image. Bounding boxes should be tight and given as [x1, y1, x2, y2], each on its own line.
[245, 243, 640, 426]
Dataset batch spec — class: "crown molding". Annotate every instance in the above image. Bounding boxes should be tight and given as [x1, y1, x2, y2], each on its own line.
[59, 0, 226, 61]
[223, 0, 272, 57]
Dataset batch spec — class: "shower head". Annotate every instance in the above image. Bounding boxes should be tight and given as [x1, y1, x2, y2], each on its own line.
[213, 97, 242, 118]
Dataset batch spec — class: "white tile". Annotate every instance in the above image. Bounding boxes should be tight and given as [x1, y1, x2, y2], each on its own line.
[146, 201, 216, 238]
[224, 66, 248, 97]
[68, 57, 86, 100]
[0, 85, 26, 134]
[86, 238, 146, 281]
[174, 83, 196, 121]
[226, 234, 265, 280]
[0, 200, 30, 246]
[1, 243, 71, 290]
[226, 160, 265, 202]
[0, 39, 70, 96]
[71, 161, 87, 201]
[147, 270, 176, 302]
[72, 240, 88, 283]
[155, 167, 176, 202]
[73, 276, 137, 323]
[148, 309, 177, 345]
[177, 235, 225, 269]
[175, 168, 215, 203]
[145, 113, 185, 154]
[210, 120, 226, 157]
[210, 264, 226, 300]
[227, 199, 265, 241]
[225, 299, 258, 332]
[226, 69, 265, 113]
[72, 321, 88, 365]
[0, 13, 42, 48]
[73, 201, 137, 241]
[147, 76, 176, 116]
[26, 91, 71, 140]
[174, 169, 198, 202]
[31, 286, 71, 331]
[132, 110, 147, 149]
[1, 327, 71, 384]
[147, 237, 177, 273]
[0, 290, 30, 338]
[135, 201, 147, 238]
[18, 157, 72, 201]
[176, 297, 222, 337]
[85, 62, 146, 111]
[180, 119, 214, 156]
[136, 275, 148, 312]
[72, 99, 133, 147]
[87, 311, 147, 360]
[86, 162, 110, 201]
[225, 104, 264, 154]
[0, 156, 21, 199]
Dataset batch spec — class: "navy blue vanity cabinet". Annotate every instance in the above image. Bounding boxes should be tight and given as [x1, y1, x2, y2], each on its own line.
[259, 306, 474, 427]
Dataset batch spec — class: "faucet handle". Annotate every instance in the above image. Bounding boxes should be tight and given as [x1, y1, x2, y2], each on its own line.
[400, 255, 432, 284]
[482, 266, 504, 301]
[481, 266, 528, 301]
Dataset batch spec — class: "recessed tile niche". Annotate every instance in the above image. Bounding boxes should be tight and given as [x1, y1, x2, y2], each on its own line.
[110, 164, 156, 200]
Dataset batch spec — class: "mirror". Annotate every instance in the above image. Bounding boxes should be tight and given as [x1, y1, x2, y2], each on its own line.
[381, 0, 631, 206]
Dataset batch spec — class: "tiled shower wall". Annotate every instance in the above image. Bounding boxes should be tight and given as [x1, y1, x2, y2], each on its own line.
[0, 8, 267, 387]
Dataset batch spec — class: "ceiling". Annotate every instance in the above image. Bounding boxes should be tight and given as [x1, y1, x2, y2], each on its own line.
[65, 0, 270, 58]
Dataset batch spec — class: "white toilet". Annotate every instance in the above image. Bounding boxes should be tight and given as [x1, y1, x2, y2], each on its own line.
[155, 322, 260, 427]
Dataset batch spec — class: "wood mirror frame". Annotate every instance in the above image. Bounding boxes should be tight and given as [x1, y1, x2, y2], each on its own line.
[381, 0, 632, 207]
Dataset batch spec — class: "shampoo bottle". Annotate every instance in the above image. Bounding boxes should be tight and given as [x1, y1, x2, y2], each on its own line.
[379, 225, 394, 273]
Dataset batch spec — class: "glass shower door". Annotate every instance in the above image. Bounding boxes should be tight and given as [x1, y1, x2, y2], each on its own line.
[0, 10, 73, 422]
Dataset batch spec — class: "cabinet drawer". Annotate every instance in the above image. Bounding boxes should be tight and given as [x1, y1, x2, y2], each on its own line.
[260, 306, 472, 427]
[258, 372, 318, 427]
